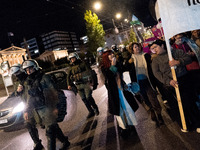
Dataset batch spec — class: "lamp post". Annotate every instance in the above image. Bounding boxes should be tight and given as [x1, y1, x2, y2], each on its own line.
[115, 13, 129, 41]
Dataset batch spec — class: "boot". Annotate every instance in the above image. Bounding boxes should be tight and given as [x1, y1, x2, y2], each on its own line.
[89, 97, 99, 115]
[46, 125, 56, 150]
[33, 141, 44, 150]
[94, 107, 99, 116]
[26, 123, 42, 148]
[82, 98, 94, 112]
[157, 114, 164, 125]
[150, 109, 157, 122]
[87, 111, 95, 118]
[59, 137, 70, 150]
[47, 136, 56, 150]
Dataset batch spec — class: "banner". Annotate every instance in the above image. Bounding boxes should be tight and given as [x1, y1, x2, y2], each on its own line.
[157, 0, 200, 40]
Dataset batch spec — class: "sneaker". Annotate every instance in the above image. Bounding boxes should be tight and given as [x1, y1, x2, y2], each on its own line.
[33, 142, 44, 150]
[87, 112, 95, 118]
[196, 128, 200, 133]
[59, 139, 70, 150]
[94, 108, 99, 116]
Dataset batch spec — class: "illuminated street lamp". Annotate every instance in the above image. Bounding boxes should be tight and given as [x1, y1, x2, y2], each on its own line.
[124, 18, 129, 23]
[116, 13, 121, 19]
[93, 1, 102, 11]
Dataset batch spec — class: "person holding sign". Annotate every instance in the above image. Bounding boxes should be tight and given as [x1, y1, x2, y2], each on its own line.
[150, 39, 200, 133]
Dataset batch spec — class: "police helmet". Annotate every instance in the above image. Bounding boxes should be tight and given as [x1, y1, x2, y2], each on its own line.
[119, 44, 125, 49]
[97, 47, 104, 52]
[111, 45, 116, 49]
[68, 52, 79, 60]
[10, 64, 22, 75]
[103, 47, 109, 53]
[22, 59, 41, 71]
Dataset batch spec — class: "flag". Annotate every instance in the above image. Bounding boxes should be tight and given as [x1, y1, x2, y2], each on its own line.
[8, 32, 14, 36]
[157, 0, 200, 40]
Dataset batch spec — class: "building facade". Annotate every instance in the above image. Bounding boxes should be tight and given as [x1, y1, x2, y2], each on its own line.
[41, 31, 80, 53]
[37, 49, 68, 64]
[21, 38, 40, 59]
[0, 46, 26, 68]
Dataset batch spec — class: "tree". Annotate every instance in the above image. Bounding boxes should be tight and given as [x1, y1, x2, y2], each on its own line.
[129, 28, 138, 43]
[123, 28, 138, 46]
[84, 10, 105, 54]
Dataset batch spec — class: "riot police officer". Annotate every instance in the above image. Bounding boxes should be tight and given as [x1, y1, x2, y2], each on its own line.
[67, 52, 99, 118]
[96, 47, 104, 67]
[10, 64, 44, 150]
[22, 60, 70, 150]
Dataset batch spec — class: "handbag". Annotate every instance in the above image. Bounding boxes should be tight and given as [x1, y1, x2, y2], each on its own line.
[186, 61, 200, 71]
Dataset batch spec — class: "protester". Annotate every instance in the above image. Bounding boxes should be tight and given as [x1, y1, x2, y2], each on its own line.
[128, 42, 164, 126]
[191, 30, 200, 48]
[101, 49, 138, 137]
[150, 39, 200, 133]
[171, 33, 200, 97]
[22, 59, 70, 150]
[67, 52, 99, 118]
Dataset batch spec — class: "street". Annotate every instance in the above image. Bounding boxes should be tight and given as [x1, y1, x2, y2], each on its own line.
[0, 68, 200, 150]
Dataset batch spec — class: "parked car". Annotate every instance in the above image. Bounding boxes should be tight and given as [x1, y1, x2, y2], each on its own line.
[0, 71, 76, 130]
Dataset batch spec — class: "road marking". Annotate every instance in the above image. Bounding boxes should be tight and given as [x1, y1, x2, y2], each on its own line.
[2, 142, 12, 150]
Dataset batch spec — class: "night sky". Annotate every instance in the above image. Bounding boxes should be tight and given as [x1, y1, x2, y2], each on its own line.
[0, 0, 156, 49]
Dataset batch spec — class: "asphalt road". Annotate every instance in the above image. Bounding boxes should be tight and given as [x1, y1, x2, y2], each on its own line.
[0, 67, 200, 150]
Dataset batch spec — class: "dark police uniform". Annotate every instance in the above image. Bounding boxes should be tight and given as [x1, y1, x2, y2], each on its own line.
[24, 70, 69, 150]
[67, 59, 99, 117]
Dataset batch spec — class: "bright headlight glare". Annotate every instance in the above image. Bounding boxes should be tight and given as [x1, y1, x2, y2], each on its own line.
[12, 102, 25, 114]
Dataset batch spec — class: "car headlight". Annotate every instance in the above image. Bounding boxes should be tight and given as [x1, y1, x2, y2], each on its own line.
[12, 102, 25, 114]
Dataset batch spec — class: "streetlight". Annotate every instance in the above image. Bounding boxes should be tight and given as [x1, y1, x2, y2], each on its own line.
[116, 13, 121, 19]
[124, 18, 129, 23]
[93, 1, 102, 11]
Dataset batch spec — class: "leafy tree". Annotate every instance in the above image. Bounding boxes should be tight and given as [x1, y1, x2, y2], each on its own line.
[123, 28, 138, 46]
[129, 28, 138, 43]
[84, 10, 105, 54]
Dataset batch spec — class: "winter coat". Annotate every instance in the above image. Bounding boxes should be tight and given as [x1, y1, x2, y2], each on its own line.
[102, 63, 138, 116]
[130, 53, 157, 90]
[152, 49, 192, 86]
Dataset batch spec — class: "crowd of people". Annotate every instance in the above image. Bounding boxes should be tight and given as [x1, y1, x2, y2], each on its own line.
[96, 29, 200, 135]
[8, 29, 200, 149]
